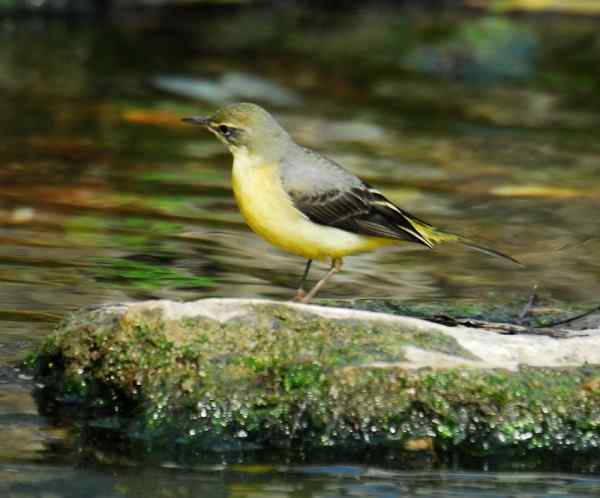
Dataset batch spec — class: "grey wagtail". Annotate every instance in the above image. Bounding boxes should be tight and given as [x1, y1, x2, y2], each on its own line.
[182, 103, 519, 303]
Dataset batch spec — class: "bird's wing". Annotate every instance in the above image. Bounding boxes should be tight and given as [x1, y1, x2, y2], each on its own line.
[288, 183, 435, 248]
[280, 146, 434, 247]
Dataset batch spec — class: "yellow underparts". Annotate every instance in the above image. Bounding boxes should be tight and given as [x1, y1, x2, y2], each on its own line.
[231, 154, 394, 261]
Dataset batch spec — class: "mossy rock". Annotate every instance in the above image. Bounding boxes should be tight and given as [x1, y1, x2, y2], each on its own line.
[29, 299, 600, 459]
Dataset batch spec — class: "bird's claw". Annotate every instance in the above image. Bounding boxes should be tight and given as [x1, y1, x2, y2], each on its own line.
[291, 289, 307, 302]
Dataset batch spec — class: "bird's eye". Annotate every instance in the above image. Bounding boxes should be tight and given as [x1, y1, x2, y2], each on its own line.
[219, 125, 231, 135]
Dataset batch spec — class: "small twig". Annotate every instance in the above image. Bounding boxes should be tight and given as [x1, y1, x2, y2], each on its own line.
[431, 315, 585, 339]
[540, 304, 600, 328]
[517, 284, 538, 324]
[556, 237, 595, 252]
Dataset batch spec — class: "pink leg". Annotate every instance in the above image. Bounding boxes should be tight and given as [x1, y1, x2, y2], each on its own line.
[300, 258, 343, 304]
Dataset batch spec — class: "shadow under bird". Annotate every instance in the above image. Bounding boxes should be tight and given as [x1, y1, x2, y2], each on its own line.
[183, 103, 519, 303]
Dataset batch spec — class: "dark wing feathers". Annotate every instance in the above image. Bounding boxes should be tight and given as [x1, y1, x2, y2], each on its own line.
[289, 184, 434, 247]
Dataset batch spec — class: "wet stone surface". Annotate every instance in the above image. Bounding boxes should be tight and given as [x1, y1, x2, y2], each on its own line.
[30, 299, 600, 459]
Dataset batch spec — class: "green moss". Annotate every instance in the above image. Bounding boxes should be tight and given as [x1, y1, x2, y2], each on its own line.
[322, 298, 598, 330]
[323, 299, 512, 322]
[30, 302, 600, 458]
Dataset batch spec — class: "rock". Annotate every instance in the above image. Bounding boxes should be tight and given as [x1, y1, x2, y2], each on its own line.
[400, 16, 538, 83]
[30, 299, 600, 459]
[151, 73, 301, 107]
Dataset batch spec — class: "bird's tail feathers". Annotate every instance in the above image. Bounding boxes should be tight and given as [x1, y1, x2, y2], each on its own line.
[407, 219, 522, 267]
[456, 236, 523, 266]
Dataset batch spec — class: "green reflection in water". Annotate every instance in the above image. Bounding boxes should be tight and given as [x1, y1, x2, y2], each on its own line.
[91, 257, 215, 291]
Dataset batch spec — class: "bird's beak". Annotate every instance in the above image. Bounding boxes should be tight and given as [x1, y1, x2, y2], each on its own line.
[181, 116, 210, 126]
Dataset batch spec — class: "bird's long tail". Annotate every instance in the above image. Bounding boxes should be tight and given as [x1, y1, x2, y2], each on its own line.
[407, 218, 522, 266]
[456, 235, 522, 266]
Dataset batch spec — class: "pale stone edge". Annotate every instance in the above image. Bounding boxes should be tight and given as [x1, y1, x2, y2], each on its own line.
[98, 298, 600, 371]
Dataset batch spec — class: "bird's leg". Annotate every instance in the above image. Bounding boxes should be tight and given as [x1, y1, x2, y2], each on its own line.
[300, 258, 343, 304]
[292, 259, 313, 301]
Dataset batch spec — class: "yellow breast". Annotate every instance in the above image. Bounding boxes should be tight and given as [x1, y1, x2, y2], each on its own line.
[231, 153, 393, 260]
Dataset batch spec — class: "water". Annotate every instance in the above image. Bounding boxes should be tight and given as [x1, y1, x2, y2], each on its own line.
[1, 5, 600, 496]
[2, 463, 600, 497]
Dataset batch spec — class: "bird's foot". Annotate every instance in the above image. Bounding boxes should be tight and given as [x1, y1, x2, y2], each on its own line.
[291, 289, 306, 302]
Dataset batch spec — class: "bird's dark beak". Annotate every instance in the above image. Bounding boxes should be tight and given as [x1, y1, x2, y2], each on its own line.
[181, 116, 210, 126]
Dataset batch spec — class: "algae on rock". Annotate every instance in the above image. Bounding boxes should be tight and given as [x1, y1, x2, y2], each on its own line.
[30, 299, 600, 458]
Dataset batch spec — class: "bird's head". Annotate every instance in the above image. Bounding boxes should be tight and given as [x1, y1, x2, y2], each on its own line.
[182, 102, 290, 160]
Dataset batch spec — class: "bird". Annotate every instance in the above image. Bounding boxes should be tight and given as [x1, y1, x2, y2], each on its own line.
[182, 103, 519, 303]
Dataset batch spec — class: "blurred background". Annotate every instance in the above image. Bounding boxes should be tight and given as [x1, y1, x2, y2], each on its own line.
[2, 0, 600, 495]
[2, 0, 600, 310]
